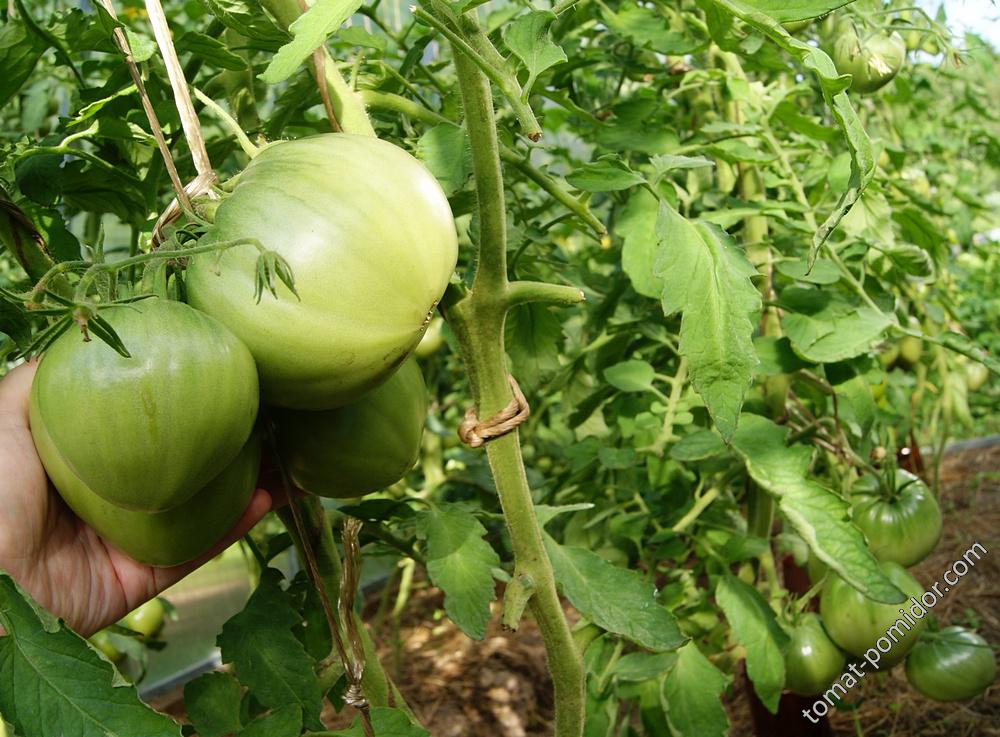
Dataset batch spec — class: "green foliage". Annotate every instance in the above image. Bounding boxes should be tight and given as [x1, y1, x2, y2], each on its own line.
[0, 0, 998, 734]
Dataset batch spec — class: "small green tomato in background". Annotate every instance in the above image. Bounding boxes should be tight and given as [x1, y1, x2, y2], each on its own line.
[88, 629, 125, 662]
[833, 26, 907, 94]
[122, 598, 167, 639]
[784, 614, 847, 696]
[964, 361, 990, 392]
[906, 627, 997, 702]
[414, 316, 445, 358]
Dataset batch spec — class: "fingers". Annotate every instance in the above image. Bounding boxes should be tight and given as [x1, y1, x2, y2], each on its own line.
[0, 360, 38, 426]
[152, 488, 274, 591]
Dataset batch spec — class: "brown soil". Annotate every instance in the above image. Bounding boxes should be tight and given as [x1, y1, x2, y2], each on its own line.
[160, 443, 999, 736]
[352, 443, 1000, 737]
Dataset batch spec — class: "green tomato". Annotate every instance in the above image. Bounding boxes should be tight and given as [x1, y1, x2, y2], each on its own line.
[899, 335, 923, 365]
[414, 316, 445, 359]
[273, 359, 427, 498]
[784, 614, 847, 696]
[89, 629, 125, 662]
[122, 598, 167, 638]
[965, 361, 989, 392]
[878, 343, 899, 367]
[35, 431, 261, 566]
[30, 298, 259, 513]
[833, 28, 906, 94]
[905, 626, 997, 701]
[820, 561, 926, 668]
[187, 134, 458, 410]
[782, 19, 812, 34]
[851, 469, 942, 567]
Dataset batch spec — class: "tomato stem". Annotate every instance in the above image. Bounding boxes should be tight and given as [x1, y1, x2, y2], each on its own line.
[445, 30, 584, 737]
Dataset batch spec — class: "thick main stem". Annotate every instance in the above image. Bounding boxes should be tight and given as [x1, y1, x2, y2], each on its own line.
[448, 36, 584, 737]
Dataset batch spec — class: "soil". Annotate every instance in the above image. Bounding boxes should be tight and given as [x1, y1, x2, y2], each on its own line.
[158, 442, 999, 736]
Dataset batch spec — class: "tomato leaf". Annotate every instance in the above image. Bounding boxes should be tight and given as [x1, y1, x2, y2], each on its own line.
[416, 505, 500, 641]
[543, 533, 686, 652]
[415, 123, 471, 197]
[566, 158, 645, 192]
[503, 11, 567, 96]
[183, 672, 244, 737]
[604, 360, 656, 393]
[329, 707, 429, 737]
[729, 414, 905, 603]
[619, 189, 662, 299]
[732, 0, 852, 22]
[0, 573, 182, 737]
[217, 568, 324, 730]
[780, 288, 892, 363]
[238, 704, 302, 737]
[716, 575, 789, 713]
[505, 302, 564, 387]
[0, 19, 47, 108]
[661, 642, 730, 737]
[703, 0, 875, 266]
[260, 0, 363, 84]
[654, 201, 761, 440]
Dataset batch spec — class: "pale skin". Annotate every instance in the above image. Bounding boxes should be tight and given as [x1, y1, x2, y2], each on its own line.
[0, 361, 273, 637]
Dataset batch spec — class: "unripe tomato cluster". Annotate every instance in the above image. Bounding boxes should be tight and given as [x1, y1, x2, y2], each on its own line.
[29, 134, 457, 567]
[787, 468, 995, 704]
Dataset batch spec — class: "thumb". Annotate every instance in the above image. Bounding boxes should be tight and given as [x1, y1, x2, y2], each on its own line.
[0, 360, 38, 426]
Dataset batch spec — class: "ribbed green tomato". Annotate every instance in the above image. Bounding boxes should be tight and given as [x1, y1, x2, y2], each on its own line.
[784, 614, 846, 696]
[851, 469, 942, 567]
[186, 134, 458, 410]
[905, 627, 997, 702]
[820, 562, 926, 668]
[273, 359, 427, 498]
[29, 299, 258, 513]
[833, 28, 906, 94]
[32, 427, 260, 566]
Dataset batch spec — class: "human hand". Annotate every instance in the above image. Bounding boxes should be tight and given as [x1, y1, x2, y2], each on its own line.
[0, 361, 272, 637]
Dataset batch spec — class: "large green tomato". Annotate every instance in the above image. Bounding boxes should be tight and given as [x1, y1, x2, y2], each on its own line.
[33, 429, 260, 566]
[784, 614, 847, 696]
[833, 28, 906, 94]
[122, 598, 166, 638]
[30, 298, 258, 512]
[905, 627, 997, 702]
[186, 134, 458, 410]
[820, 562, 926, 669]
[273, 359, 427, 498]
[851, 469, 942, 567]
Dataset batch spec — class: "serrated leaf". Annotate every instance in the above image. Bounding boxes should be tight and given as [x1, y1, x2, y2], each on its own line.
[732, 0, 852, 22]
[611, 652, 678, 682]
[260, 0, 363, 85]
[661, 642, 729, 737]
[752, 336, 813, 376]
[503, 11, 567, 94]
[202, 0, 287, 46]
[0, 573, 181, 737]
[330, 707, 429, 737]
[543, 534, 686, 652]
[882, 244, 935, 278]
[123, 28, 156, 62]
[780, 288, 892, 363]
[415, 124, 471, 197]
[184, 672, 243, 737]
[729, 414, 904, 603]
[217, 569, 324, 730]
[604, 360, 656, 393]
[716, 575, 789, 713]
[618, 189, 663, 299]
[654, 202, 761, 440]
[416, 505, 500, 640]
[505, 302, 563, 386]
[567, 159, 645, 192]
[670, 430, 727, 461]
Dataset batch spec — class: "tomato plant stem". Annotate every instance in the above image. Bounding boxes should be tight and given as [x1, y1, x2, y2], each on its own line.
[446, 40, 584, 737]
